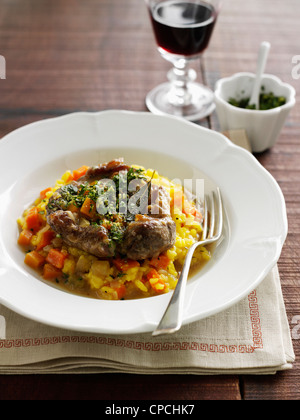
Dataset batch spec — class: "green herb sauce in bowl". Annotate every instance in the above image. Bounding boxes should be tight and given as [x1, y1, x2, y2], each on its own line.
[228, 88, 286, 110]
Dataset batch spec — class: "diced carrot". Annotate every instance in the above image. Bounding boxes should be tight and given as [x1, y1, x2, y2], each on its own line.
[24, 251, 45, 270]
[183, 202, 203, 221]
[39, 187, 52, 200]
[68, 203, 80, 213]
[43, 263, 62, 280]
[146, 268, 166, 292]
[46, 248, 68, 269]
[63, 171, 74, 184]
[146, 268, 161, 281]
[113, 258, 140, 272]
[36, 230, 55, 251]
[116, 284, 126, 299]
[110, 281, 127, 299]
[182, 201, 192, 215]
[18, 229, 33, 246]
[73, 165, 89, 181]
[149, 254, 170, 270]
[170, 189, 184, 210]
[80, 197, 96, 219]
[25, 207, 41, 232]
[193, 208, 202, 222]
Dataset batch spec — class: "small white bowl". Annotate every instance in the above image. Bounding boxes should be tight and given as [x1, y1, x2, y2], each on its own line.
[214, 72, 296, 153]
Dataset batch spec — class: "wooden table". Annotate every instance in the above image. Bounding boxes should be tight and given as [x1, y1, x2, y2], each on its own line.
[0, 0, 299, 400]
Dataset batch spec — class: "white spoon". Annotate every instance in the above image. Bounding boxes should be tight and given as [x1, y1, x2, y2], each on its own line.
[249, 41, 271, 109]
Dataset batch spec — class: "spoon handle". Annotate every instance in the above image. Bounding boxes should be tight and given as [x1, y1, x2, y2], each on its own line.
[249, 41, 271, 109]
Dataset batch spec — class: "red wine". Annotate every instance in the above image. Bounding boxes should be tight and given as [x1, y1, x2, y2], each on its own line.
[150, 1, 217, 56]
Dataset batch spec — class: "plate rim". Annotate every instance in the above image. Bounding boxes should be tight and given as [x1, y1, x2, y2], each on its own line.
[0, 110, 288, 334]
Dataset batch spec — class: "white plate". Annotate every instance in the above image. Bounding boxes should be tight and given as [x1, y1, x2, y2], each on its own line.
[0, 110, 287, 334]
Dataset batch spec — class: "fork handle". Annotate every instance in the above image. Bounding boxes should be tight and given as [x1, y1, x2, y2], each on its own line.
[152, 244, 197, 336]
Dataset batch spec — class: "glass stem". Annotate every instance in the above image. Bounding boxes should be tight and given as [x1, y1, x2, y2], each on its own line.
[167, 59, 197, 107]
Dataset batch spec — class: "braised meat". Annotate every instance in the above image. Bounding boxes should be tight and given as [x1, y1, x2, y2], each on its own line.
[46, 159, 176, 260]
[78, 159, 130, 183]
[120, 215, 176, 260]
[47, 209, 116, 257]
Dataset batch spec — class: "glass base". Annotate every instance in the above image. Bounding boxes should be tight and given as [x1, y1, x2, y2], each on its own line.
[146, 81, 216, 122]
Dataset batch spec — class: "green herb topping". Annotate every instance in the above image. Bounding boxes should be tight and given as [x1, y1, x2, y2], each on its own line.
[229, 89, 286, 110]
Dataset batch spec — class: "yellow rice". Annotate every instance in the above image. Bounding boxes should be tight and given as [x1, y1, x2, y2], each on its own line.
[17, 166, 211, 300]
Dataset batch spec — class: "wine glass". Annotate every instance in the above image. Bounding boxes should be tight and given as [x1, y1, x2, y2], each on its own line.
[145, 0, 222, 121]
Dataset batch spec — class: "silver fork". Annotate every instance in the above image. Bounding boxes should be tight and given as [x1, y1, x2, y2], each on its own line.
[152, 188, 223, 337]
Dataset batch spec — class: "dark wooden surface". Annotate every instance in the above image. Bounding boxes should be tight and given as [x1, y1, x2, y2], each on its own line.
[0, 0, 299, 400]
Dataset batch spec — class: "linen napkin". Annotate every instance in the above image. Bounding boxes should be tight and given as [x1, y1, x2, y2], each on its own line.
[0, 266, 295, 374]
[0, 130, 295, 375]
